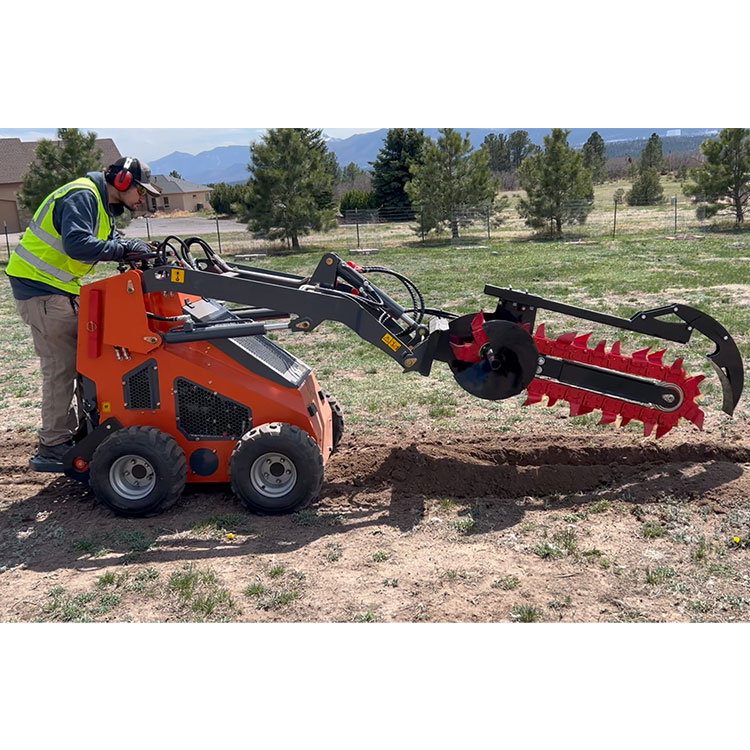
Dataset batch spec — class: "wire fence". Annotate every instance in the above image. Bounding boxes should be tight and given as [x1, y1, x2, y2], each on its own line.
[337, 194, 724, 250]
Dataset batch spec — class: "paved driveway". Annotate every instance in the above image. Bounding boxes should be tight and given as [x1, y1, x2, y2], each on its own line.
[125, 216, 245, 239]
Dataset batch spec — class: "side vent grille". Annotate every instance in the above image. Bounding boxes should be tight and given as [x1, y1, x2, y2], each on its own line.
[123, 359, 159, 410]
[174, 378, 252, 440]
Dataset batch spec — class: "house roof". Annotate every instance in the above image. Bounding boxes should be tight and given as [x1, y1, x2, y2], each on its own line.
[0, 137, 121, 184]
[152, 175, 212, 194]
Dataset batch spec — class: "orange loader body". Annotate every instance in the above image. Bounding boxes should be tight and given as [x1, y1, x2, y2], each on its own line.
[76, 270, 333, 487]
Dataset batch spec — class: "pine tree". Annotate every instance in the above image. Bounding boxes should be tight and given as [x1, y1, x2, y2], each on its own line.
[18, 128, 104, 212]
[405, 128, 498, 239]
[237, 128, 335, 249]
[482, 133, 511, 173]
[371, 128, 427, 211]
[508, 130, 539, 170]
[626, 167, 664, 205]
[640, 133, 665, 172]
[517, 128, 594, 234]
[582, 131, 607, 184]
[683, 128, 750, 224]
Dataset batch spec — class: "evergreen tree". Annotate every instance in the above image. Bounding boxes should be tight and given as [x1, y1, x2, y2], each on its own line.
[508, 130, 538, 169]
[626, 167, 664, 205]
[683, 128, 750, 224]
[405, 128, 498, 239]
[341, 162, 366, 187]
[582, 131, 607, 184]
[517, 128, 594, 234]
[209, 182, 247, 215]
[169, 170, 183, 179]
[237, 128, 336, 249]
[371, 128, 427, 210]
[640, 133, 665, 172]
[18, 128, 104, 212]
[482, 133, 511, 173]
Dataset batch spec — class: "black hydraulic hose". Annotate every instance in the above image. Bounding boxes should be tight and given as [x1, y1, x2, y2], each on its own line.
[360, 266, 425, 324]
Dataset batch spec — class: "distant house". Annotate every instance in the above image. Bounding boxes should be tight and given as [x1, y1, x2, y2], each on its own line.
[0, 137, 121, 233]
[147, 175, 213, 214]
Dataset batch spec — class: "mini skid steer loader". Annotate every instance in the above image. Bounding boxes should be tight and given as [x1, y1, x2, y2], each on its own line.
[40, 236, 744, 517]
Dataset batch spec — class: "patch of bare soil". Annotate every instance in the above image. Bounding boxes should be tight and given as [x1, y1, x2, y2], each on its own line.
[1, 421, 749, 623]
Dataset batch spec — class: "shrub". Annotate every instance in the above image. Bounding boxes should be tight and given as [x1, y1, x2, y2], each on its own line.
[339, 189, 376, 214]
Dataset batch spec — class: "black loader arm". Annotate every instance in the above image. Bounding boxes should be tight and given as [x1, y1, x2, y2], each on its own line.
[141, 257, 430, 371]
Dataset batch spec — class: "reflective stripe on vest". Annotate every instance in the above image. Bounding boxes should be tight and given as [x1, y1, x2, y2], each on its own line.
[13, 243, 80, 283]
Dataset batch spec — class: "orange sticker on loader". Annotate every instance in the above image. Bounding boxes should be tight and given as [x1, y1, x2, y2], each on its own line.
[382, 333, 402, 352]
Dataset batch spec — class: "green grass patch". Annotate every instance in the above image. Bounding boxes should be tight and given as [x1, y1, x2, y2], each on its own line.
[642, 521, 666, 539]
[645, 566, 676, 584]
[492, 575, 520, 590]
[511, 605, 543, 622]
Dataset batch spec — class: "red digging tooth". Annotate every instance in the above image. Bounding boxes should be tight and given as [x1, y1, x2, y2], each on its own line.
[685, 407, 705, 429]
[573, 333, 592, 348]
[547, 396, 559, 407]
[557, 332, 577, 345]
[643, 420, 656, 437]
[600, 412, 618, 425]
[669, 357, 684, 375]
[611, 341, 622, 355]
[535, 323, 547, 339]
[656, 420, 675, 439]
[632, 347, 651, 360]
[620, 416, 632, 427]
[594, 340, 607, 354]
[647, 350, 666, 365]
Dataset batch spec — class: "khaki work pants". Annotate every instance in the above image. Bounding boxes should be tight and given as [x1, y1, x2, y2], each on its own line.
[16, 294, 79, 447]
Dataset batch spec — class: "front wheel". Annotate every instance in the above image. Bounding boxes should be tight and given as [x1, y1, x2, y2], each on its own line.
[89, 426, 187, 517]
[230, 423, 323, 514]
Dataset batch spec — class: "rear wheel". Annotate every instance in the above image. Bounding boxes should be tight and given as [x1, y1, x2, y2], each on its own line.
[230, 423, 323, 514]
[89, 426, 187, 517]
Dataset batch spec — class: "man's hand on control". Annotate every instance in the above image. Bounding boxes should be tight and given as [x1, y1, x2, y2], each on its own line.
[123, 238, 152, 257]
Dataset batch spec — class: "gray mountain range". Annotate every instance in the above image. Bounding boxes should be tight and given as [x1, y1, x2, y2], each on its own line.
[149, 128, 718, 185]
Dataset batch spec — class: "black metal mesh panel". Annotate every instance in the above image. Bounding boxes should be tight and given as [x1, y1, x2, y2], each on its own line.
[123, 360, 159, 410]
[229, 334, 309, 385]
[174, 378, 252, 440]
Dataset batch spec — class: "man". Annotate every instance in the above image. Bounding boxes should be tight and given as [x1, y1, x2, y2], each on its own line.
[5, 157, 161, 469]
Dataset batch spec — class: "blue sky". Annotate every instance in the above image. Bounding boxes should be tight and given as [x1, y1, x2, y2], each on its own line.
[0, 128, 383, 163]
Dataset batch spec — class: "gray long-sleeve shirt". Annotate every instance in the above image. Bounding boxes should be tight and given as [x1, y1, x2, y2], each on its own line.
[8, 171, 127, 300]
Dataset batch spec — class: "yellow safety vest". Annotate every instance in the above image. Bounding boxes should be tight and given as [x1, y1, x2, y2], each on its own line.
[6, 177, 113, 295]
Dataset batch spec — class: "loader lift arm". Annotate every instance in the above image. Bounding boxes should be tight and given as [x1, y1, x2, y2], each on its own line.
[140, 252, 441, 373]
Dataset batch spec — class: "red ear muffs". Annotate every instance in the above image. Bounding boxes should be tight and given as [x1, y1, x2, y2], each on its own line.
[113, 157, 134, 191]
[113, 169, 132, 191]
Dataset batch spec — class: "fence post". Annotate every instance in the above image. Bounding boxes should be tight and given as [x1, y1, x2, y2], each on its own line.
[355, 208, 361, 248]
[486, 205, 491, 240]
[3, 221, 10, 259]
[215, 216, 222, 253]
[421, 210, 425, 242]
[672, 196, 678, 234]
[146, 217, 151, 241]
[613, 199, 618, 239]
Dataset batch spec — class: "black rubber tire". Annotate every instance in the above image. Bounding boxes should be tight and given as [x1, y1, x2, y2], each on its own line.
[325, 393, 345, 453]
[89, 426, 187, 517]
[230, 423, 324, 514]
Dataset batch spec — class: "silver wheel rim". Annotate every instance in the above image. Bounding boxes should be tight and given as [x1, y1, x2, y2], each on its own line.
[109, 454, 156, 500]
[250, 452, 297, 498]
